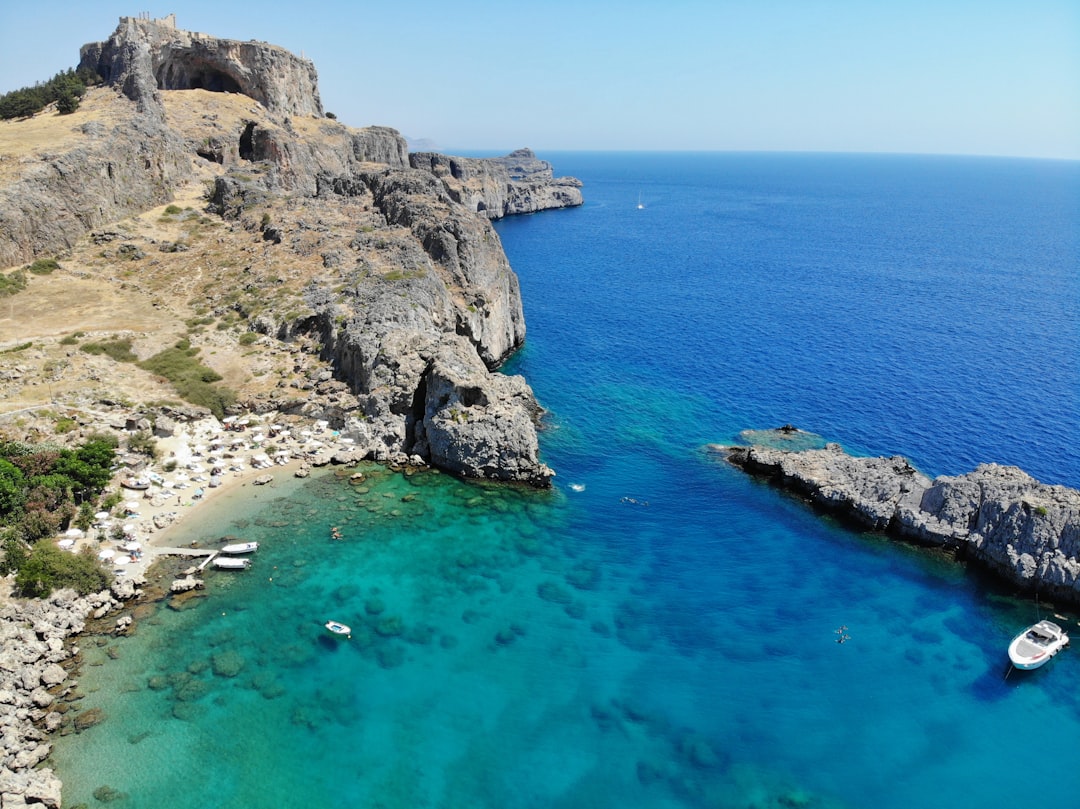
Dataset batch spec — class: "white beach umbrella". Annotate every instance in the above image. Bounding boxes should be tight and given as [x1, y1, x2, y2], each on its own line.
[122, 541, 142, 552]
[114, 556, 131, 566]
[124, 501, 140, 512]
[65, 527, 84, 538]
[98, 549, 116, 559]
[58, 539, 76, 550]
[122, 523, 137, 534]
[94, 511, 110, 521]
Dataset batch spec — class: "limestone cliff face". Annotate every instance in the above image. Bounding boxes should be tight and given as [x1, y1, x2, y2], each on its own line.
[409, 148, 583, 219]
[213, 161, 551, 484]
[3, 17, 578, 486]
[80, 14, 323, 117]
[0, 91, 190, 268]
[723, 439, 1080, 604]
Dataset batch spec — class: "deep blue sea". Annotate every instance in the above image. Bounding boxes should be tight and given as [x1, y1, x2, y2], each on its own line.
[52, 153, 1080, 809]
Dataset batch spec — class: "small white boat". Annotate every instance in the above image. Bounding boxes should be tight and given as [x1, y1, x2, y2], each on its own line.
[220, 541, 259, 554]
[325, 620, 351, 637]
[1008, 620, 1069, 670]
[213, 556, 251, 570]
[121, 477, 150, 490]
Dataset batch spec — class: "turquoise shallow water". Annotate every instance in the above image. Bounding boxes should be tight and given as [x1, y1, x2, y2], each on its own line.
[52, 153, 1080, 808]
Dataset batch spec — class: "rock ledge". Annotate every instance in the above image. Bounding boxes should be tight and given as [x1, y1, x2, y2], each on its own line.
[721, 433, 1080, 604]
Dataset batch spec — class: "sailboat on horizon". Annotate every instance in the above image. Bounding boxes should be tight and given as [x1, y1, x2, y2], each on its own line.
[637, 191, 645, 210]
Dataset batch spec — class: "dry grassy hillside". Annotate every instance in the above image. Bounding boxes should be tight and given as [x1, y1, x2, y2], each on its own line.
[0, 89, 350, 422]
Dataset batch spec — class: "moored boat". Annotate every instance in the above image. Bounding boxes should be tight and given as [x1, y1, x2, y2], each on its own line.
[220, 541, 259, 554]
[1008, 620, 1069, 669]
[325, 620, 351, 637]
[213, 556, 251, 570]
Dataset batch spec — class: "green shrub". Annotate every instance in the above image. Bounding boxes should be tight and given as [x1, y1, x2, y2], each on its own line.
[26, 258, 60, 275]
[127, 430, 158, 459]
[100, 490, 123, 511]
[0, 270, 28, 297]
[138, 345, 235, 418]
[80, 338, 138, 363]
[59, 334, 80, 345]
[0, 532, 28, 576]
[163, 204, 183, 215]
[54, 417, 77, 434]
[14, 543, 110, 598]
[238, 332, 258, 346]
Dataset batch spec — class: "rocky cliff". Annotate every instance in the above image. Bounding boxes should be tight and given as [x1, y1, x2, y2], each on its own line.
[79, 14, 323, 117]
[0, 17, 580, 486]
[410, 148, 583, 218]
[720, 434, 1080, 604]
[0, 89, 190, 269]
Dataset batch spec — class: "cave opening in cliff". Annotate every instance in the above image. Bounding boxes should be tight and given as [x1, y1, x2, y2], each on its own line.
[155, 59, 243, 95]
[405, 373, 430, 452]
[238, 122, 257, 161]
[188, 69, 243, 94]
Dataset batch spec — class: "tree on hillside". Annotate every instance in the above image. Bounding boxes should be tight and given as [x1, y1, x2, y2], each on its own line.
[0, 67, 98, 120]
[0, 459, 26, 517]
[56, 89, 80, 115]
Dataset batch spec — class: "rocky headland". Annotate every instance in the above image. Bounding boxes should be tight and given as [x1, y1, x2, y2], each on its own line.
[718, 430, 1080, 605]
[1, 14, 584, 486]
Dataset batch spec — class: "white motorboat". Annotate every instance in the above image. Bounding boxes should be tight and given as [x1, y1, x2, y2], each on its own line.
[213, 556, 251, 570]
[325, 620, 351, 637]
[220, 541, 259, 554]
[1008, 620, 1069, 670]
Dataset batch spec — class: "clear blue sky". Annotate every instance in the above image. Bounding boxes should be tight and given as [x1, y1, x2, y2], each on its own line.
[2, 1, 1078, 159]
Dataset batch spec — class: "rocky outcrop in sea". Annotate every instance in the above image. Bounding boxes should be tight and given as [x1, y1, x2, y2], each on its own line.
[720, 431, 1080, 604]
[0, 577, 144, 808]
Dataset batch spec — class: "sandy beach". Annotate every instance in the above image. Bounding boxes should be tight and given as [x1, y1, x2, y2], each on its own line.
[60, 412, 359, 582]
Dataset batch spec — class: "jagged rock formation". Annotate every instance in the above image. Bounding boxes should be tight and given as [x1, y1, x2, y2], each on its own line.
[0, 91, 190, 268]
[2, 16, 579, 486]
[411, 148, 583, 218]
[0, 580, 144, 808]
[211, 160, 554, 484]
[721, 435, 1080, 604]
[79, 14, 323, 117]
